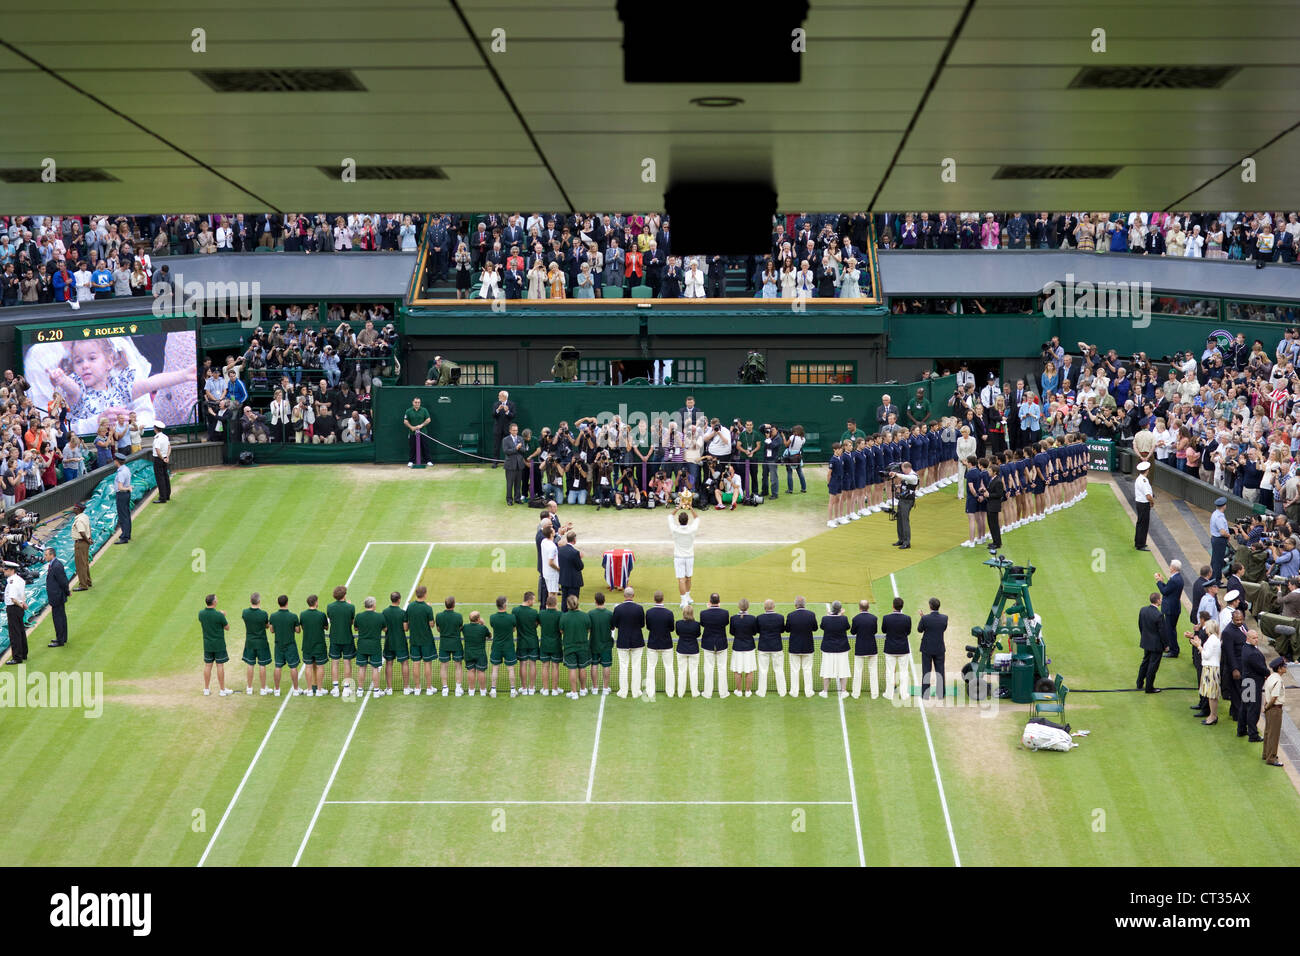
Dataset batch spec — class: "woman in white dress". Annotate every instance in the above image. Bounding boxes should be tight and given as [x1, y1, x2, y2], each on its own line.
[1152, 418, 1174, 465]
[760, 262, 779, 298]
[1184, 224, 1204, 258]
[838, 258, 861, 297]
[779, 261, 797, 298]
[955, 426, 976, 498]
[683, 260, 706, 298]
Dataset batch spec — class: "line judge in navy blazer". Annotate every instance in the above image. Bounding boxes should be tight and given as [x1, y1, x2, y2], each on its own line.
[785, 597, 818, 698]
[610, 587, 645, 699]
[44, 547, 71, 647]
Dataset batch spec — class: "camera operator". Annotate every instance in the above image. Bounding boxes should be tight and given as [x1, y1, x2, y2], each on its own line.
[1268, 536, 1300, 581]
[702, 418, 732, 467]
[887, 462, 920, 550]
[760, 424, 784, 499]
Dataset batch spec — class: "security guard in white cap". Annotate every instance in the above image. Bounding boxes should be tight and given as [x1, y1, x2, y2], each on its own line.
[1134, 460, 1154, 551]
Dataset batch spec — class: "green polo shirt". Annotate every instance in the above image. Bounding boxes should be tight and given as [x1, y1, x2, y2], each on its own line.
[406, 600, 435, 644]
[354, 609, 385, 655]
[269, 609, 300, 647]
[382, 604, 407, 640]
[489, 610, 516, 643]
[299, 608, 328, 654]
[559, 608, 590, 650]
[404, 406, 430, 429]
[242, 607, 269, 641]
[512, 604, 539, 642]
[738, 429, 758, 456]
[462, 620, 488, 652]
[907, 399, 931, 423]
[538, 608, 562, 652]
[587, 606, 613, 651]
[198, 607, 228, 652]
[840, 429, 860, 444]
[435, 608, 464, 640]
[326, 600, 356, 646]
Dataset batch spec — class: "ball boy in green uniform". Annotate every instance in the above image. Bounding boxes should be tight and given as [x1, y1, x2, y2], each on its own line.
[436, 596, 465, 697]
[354, 596, 385, 696]
[512, 591, 540, 696]
[299, 594, 330, 696]
[461, 611, 490, 695]
[489, 595, 519, 698]
[560, 594, 591, 699]
[382, 591, 409, 695]
[587, 590, 614, 695]
[538, 593, 562, 696]
[405, 585, 438, 695]
[327, 584, 356, 697]
[199, 593, 233, 696]
[242, 592, 272, 696]
[269, 594, 302, 697]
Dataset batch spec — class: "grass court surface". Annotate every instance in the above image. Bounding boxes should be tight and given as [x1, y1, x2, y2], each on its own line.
[4, 463, 1299, 867]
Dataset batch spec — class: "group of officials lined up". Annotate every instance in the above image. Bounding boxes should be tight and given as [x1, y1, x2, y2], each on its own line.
[197, 584, 951, 702]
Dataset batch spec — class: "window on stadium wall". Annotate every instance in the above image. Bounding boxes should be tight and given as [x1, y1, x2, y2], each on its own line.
[457, 362, 497, 385]
[788, 361, 856, 385]
[1152, 296, 1220, 318]
[1227, 300, 1300, 324]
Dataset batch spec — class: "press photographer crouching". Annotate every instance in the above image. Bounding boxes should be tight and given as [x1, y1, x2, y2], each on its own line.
[2, 507, 43, 579]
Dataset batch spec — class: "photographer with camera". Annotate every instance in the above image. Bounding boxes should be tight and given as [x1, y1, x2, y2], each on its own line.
[887, 461, 920, 550]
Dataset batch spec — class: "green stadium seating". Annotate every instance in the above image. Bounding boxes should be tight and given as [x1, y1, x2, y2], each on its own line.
[601, 286, 625, 298]
[630, 285, 652, 299]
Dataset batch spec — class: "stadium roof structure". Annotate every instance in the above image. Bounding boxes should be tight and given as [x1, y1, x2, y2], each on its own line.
[1, 0, 1297, 214]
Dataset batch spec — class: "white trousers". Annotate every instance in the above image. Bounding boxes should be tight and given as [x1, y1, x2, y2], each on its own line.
[675, 651, 700, 697]
[884, 653, 910, 700]
[645, 647, 675, 699]
[852, 654, 879, 699]
[788, 653, 814, 697]
[701, 648, 729, 697]
[616, 646, 644, 698]
[757, 650, 787, 697]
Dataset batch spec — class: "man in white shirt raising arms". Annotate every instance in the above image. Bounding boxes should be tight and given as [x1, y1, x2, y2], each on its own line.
[669, 502, 700, 609]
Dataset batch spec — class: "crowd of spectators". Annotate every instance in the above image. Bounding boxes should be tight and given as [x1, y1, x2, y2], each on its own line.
[876, 211, 1299, 267]
[203, 316, 399, 445]
[0, 214, 423, 308]
[0, 369, 139, 506]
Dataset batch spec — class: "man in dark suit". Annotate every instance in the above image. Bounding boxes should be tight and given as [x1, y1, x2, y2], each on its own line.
[917, 597, 948, 699]
[699, 594, 731, 698]
[784, 597, 818, 698]
[43, 547, 70, 648]
[1221, 604, 1247, 721]
[1137, 592, 1165, 693]
[557, 531, 584, 612]
[881, 597, 913, 700]
[851, 599, 879, 699]
[1239, 629, 1269, 742]
[502, 423, 526, 506]
[677, 396, 705, 430]
[492, 391, 517, 456]
[1154, 561, 1185, 658]
[984, 459, 1005, 553]
[610, 586, 645, 698]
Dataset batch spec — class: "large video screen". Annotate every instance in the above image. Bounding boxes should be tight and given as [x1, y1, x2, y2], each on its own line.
[22, 324, 198, 435]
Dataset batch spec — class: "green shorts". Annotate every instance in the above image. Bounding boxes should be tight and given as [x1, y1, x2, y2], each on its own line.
[539, 640, 562, 663]
[356, 650, 383, 668]
[463, 646, 488, 671]
[589, 644, 613, 668]
[515, 638, 540, 661]
[383, 637, 409, 662]
[438, 637, 463, 663]
[203, 647, 229, 664]
[563, 646, 591, 669]
[490, 640, 517, 666]
[409, 640, 437, 662]
[242, 639, 271, 667]
[301, 648, 328, 666]
[328, 640, 356, 661]
[275, 642, 301, 669]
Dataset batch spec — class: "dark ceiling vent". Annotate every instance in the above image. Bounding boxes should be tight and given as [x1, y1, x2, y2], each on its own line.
[316, 165, 448, 181]
[0, 167, 118, 183]
[194, 69, 366, 93]
[994, 164, 1121, 180]
[1069, 65, 1239, 90]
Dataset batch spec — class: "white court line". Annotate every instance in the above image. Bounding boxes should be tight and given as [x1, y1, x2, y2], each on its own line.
[837, 695, 866, 868]
[890, 572, 962, 868]
[195, 542, 381, 867]
[585, 693, 606, 802]
[292, 541, 435, 868]
[323, 800, 853, 806]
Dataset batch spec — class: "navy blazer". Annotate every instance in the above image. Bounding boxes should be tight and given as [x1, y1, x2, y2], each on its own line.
[557, 543, 584, 589]
[729, 613, 758, 652]
[699, 606, 730, 652]
[785, 607, 818, 655]
[880, 612, 912, 655]
[645, 605, 675, 650]
[610, 600, 645, 649]
[45, 558, 70, 605]
[1156, 573, 1184, 614]
[851, 611, 878, 656]
[917, 611, 948, 656]
[755, 612, 785, 652]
